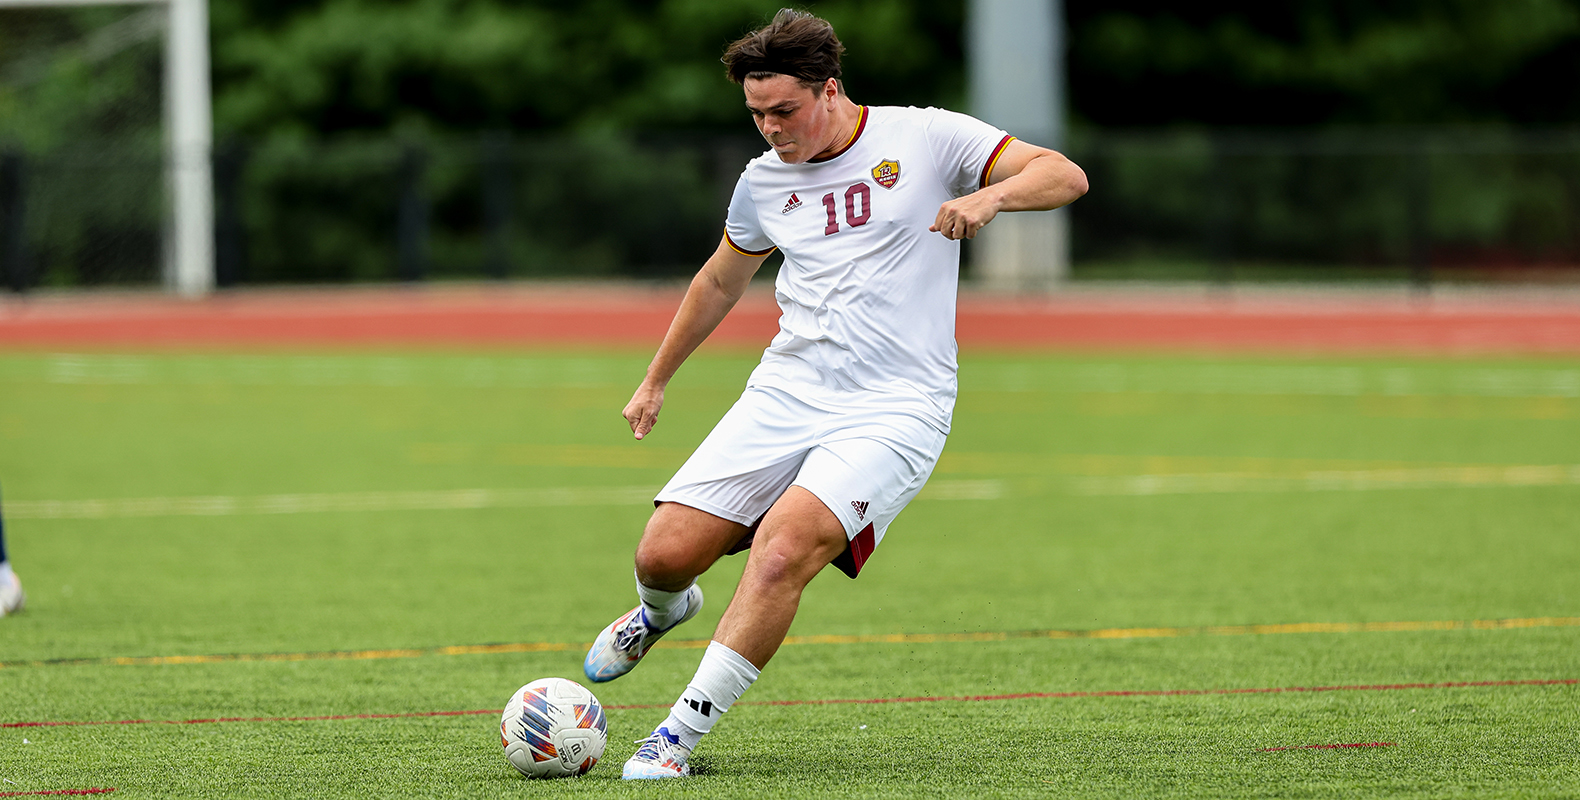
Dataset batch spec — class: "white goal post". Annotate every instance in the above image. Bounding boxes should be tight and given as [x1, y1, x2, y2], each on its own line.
[0, 0, 212, 297]
[968, 0, 1069, 291]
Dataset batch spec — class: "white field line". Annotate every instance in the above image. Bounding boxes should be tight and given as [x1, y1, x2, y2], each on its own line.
[14, 355, 1580, 398]
[4, 480, 1005, 520]
[12, 466, 1575, 516]
[31, 355, 646, 389]
[973, 363, 1580, 398]
[1076, 465, 1580, 495]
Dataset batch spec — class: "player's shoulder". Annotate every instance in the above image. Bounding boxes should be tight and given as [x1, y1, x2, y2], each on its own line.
[735, 148, 783, 191]
[742, 149, 778, 173]
[869, 105, 988, 129]
[745, 140, 823, 178]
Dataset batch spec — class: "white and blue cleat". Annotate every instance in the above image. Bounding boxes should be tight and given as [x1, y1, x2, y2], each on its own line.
[583, 584, 703, 683]
[622, 726, 692, 779]
[0, 569, 23, 617]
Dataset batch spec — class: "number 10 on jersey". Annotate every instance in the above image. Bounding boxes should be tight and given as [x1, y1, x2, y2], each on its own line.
[822, 182, 872, 236]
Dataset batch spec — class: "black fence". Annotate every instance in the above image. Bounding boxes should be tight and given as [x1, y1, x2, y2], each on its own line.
[2, 128, 1578, 289]
[1069, 129, 1580, 284]
[0, 139, 166, 290]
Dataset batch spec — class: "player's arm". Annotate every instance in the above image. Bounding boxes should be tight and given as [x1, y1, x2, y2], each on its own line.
[623, 235, 771, 440]
[930, 140, 1088, 240]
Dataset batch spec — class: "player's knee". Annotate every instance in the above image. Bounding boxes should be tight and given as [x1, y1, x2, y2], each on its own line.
[634, 508, 710, 586]
[633, 536, 699, 588]
[751, 529, 843, 587]
[749, 544, 797, 586]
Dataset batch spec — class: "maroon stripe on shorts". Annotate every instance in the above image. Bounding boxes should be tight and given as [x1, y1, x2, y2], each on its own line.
[848, 522, 875, 574]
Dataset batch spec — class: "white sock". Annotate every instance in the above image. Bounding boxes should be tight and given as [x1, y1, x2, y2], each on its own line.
[658, 641, 760, 749]
[0, 561, 12, 582]
[636, 571, 693, 629]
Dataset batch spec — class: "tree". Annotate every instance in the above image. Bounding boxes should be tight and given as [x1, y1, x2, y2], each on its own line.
[210, 0, 965, 140]
[1068, 0, 1580, 126]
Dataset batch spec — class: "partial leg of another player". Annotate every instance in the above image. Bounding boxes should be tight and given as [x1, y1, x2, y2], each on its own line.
[0, 490, 23, 617]
[583, 502, 747, 683]
[624, 487, 846, 779]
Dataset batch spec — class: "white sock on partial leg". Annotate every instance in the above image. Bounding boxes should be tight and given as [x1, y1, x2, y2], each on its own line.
[0, 561, 12, 582]
[635, 571, 693, 630]
[657, 640, 761, 749]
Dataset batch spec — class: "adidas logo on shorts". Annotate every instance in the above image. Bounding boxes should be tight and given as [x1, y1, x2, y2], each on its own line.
[851, 500, 869, 520]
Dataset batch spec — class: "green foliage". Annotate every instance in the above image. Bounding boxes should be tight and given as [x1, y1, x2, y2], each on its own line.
[0, 6, 162, 151]
[1070, 0, 1580, 125]
[225, 131, 746, 283]
[0, 8, 166, 286]
[6, 1, 1580, 147]
[6, 2, 1580, 286]
[210, 0, 966, 140]
[1067, 130, 1580, 273]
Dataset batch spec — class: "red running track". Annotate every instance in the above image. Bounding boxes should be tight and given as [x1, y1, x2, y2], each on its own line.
[4, 283, 1580, 354]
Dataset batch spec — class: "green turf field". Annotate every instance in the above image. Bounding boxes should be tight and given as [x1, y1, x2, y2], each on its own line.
[1, 349, 1576, 798]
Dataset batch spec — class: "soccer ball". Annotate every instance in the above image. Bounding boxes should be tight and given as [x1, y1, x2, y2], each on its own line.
[500, 677, 608, 779]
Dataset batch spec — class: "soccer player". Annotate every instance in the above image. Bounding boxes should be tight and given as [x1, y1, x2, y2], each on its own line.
[0, 487, 23, 617]
[582, 9, 1087, 779]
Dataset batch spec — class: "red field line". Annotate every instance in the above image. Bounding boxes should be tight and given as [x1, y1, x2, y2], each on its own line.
[1, 709, 492, 728]
[4, 679, 1571, 729]
[0, 790, 115, 798]
[735, 678, 1579, 707]
[1259, 742, 1395, 752]
[4, 285, 1580, 353]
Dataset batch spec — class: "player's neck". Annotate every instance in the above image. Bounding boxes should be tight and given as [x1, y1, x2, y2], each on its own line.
[812, 97, 864, 161]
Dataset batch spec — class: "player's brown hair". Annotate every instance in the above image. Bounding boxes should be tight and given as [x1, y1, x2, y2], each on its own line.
[722, 9, 845, 89]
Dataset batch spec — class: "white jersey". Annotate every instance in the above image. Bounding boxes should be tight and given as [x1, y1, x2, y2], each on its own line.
[724, 105, 1013, 433]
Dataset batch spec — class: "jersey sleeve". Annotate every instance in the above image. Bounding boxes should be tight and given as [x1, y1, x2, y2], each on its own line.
[723, 171, 776, 256]
[923, 108, 1015, 199]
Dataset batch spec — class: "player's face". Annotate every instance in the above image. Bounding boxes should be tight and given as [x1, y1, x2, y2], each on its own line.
[744, 75, 839, 165]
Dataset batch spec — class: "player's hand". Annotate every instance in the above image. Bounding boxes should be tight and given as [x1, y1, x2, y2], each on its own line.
[623, 381, 665, 440]
[930, 193, 1001, 240]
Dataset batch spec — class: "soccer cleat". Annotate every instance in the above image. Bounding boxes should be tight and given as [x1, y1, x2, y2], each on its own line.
[622, 727, 691, 779]
[584, 584, 703, 683]
[0, 570, 23, 617]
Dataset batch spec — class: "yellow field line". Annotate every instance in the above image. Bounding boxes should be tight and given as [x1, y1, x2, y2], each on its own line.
[773, 616, 1580, 644]
[1074, 465, 1580, 495]
[4, 616, 1576, 670]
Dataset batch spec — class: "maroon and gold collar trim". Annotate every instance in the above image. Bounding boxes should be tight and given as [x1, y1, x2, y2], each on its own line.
[808, 106, 868, 164]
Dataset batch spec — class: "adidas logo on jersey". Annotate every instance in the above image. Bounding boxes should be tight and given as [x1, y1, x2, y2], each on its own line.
[851, 500, 869, 520]
[782, 193, 802, 214]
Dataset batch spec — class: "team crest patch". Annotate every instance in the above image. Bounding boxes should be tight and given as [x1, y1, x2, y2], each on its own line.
[871, 159, 900, 189]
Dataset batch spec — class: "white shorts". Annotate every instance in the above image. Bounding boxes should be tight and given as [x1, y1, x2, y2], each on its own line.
[654, 386, 947, 578]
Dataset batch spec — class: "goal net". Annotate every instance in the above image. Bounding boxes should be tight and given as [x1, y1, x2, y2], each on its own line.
[0, 0, 210, 294]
